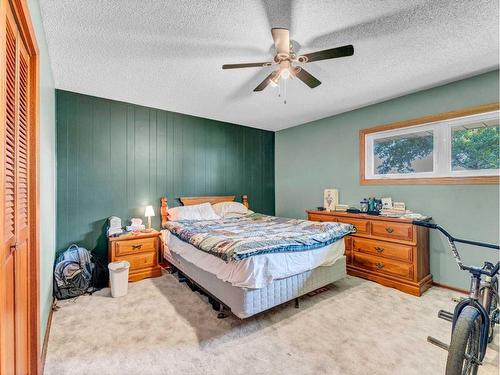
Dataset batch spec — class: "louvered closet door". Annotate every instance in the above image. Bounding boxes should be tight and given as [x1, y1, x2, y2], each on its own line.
[14, 37, 30, 375]
[1, 10, 18, 375]
[1, 6, 31, 375]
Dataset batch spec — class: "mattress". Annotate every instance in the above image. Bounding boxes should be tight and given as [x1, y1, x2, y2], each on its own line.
[162, 229, 345, 289]
[167, 246, 347, 318]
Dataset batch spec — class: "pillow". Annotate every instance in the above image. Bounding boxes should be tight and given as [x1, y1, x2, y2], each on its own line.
[212, 201, 253, 218]
[222, 211, 255, 219]
[168, 203, 220, 221]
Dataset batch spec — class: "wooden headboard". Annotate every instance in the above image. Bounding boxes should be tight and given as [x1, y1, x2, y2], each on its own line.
[160, 195, 249, 227]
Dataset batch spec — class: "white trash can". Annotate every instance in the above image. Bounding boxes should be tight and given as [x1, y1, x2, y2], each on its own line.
[108, 260, 130, 298]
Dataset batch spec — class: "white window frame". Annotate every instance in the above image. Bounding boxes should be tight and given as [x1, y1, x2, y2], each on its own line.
[364, 110, 499, 180]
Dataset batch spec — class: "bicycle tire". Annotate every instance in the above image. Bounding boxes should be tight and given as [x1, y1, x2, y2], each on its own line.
[488, 278, 498, 343]
[446, 305, 482, 375]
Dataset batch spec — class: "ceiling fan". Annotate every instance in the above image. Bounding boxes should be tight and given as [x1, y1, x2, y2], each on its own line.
[222, 28, 354, 95]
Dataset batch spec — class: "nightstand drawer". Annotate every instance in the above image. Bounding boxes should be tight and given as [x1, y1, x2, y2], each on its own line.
[371, 221, 413, 242]
[115, 238, 155, 256]
[352, 238, 412, 263]
[117, 252, 156, 270]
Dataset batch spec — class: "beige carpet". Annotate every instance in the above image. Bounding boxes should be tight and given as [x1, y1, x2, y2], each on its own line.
[44, 272, 499, 375]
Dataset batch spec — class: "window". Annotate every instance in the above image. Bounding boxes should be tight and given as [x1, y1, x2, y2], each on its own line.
[373, 129, 434, 176]
[451, 120, 499, 172]
[360, 104, 499, 184]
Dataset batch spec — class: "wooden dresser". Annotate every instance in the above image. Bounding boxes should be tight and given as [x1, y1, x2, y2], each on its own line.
[108, 230, 162, 282]
[307, 210, 432, 296]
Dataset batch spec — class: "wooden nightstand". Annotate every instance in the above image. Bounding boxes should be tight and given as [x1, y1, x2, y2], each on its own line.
[108, 230, 162, 282]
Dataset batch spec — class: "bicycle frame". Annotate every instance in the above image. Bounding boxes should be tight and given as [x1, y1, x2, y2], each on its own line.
[413, 220, 499, 364]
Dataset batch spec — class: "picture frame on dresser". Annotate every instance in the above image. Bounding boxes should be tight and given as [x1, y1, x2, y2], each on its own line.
[323, 189, 339, 211]
[307, 209, 432, 296]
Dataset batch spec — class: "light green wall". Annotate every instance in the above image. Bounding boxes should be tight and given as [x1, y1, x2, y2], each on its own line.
[276, 70, 499, 290]
[27, 0, 56, 346]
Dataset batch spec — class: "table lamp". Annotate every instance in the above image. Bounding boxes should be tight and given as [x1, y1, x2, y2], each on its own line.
[144, 205, 155, 231]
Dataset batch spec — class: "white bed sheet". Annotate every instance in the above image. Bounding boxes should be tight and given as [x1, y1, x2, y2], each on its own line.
[161, 230, 345, 289]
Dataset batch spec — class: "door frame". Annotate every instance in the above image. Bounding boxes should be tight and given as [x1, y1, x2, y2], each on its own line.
[1, 0, 40, 373]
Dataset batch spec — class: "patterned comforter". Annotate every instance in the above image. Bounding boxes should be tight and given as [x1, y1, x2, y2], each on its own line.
[164, 213, 355, 262]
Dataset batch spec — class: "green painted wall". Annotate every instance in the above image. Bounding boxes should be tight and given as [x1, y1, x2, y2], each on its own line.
[27, 0, 56, 346]
[276, 70, 499, 290]
[56, 90, 275, 259]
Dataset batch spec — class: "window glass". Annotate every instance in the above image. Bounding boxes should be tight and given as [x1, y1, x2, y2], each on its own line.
[373, 131, 433, 175]
[451, 120, 499, 171]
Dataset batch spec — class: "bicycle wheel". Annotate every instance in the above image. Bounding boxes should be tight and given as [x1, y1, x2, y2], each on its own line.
[488, 278, 498, 343]
[446, 306, 482, 375]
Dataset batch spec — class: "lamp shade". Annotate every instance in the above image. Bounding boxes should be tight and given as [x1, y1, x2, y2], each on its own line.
[144, 205, 155, 217]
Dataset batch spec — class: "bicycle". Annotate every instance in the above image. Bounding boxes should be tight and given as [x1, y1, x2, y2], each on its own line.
[413, 221, 499, 375]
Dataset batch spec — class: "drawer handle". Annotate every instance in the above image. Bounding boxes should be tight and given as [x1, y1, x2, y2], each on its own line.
[375, 262, 385, 270]
[375, 246, 384, 253]
[132, 244, 142, 250]
[385, 227, 394, 233]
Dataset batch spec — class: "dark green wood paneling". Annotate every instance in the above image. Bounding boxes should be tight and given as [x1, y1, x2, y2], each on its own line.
[56, 90, 275, 259]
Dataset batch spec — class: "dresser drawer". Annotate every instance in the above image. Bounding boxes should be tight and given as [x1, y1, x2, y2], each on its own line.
[118, 252, 157, 270]
[352, 238, 412, 263]
[115, 238, 156, 256]
[353, 253, 413, 280]
[308, 213, 336, 222]
[337, 217, 370, 235]
[371, 221, 413, 242]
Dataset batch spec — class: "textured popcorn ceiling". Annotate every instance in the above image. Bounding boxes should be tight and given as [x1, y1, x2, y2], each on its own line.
[39, 0, 499, 131]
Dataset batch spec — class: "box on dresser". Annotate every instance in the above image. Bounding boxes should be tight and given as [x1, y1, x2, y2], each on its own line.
[307, 210, 432, 296]
[108, 230, 162, 282]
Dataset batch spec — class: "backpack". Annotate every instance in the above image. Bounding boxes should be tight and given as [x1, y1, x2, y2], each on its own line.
[53, 244, 94, 300]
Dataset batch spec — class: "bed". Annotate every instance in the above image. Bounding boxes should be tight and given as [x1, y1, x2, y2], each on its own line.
[159, 195, 354, 318]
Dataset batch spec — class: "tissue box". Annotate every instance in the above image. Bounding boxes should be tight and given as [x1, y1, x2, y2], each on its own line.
[130, 218, 142, 226]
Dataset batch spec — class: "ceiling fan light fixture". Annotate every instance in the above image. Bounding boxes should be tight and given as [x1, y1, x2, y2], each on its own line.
[222, 28, 354, 95]
[268, 71, 280, 87]
[279, 60, 291, 80]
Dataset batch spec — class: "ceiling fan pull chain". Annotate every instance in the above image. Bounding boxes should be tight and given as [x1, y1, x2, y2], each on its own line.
[284, 79, 287, 104]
